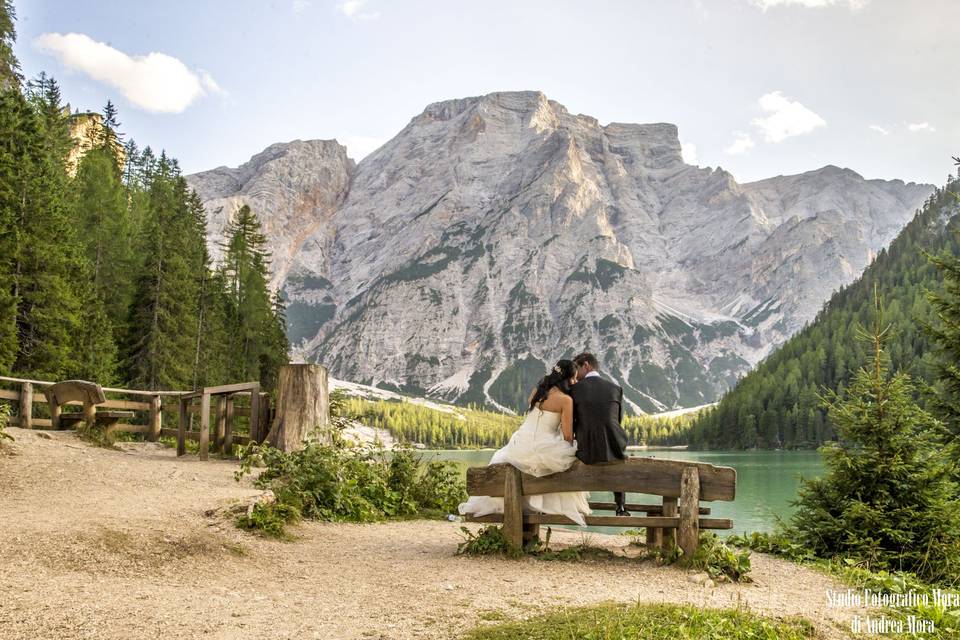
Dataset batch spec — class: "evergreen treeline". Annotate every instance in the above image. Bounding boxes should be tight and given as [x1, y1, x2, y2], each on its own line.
[687, 175, 960, 449]
[342, 397, 696, 449]
[0, 2, 288, 391]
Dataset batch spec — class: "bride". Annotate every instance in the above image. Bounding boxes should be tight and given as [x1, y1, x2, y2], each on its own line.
[458, 359, 591, 526]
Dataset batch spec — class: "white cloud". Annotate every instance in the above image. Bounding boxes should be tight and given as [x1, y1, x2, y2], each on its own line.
[681, 142, 698, 165]
[338, 0, 380, 20]
[868, 124, 889, 135]
[341, 135, 387, 160]
[748, 0, 868, 10]
[751, 91, 826, 142]
[293, 0, 311, 13]
[908, 122, 936, 133]
[725, 132, 755, 155]
[34, 33, 221, 114]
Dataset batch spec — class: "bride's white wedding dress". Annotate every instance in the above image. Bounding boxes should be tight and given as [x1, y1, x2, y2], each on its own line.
[458, 406, 592, 526]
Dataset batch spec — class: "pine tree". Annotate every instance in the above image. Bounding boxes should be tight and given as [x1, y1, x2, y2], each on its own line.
[220, 204, 288, 387]
[789, 296, 960, 582]
[11, 74, 89, 379]
[122, 154, 202, 389]
[0, 1, 19, 91]
[924, 184, 960, 443]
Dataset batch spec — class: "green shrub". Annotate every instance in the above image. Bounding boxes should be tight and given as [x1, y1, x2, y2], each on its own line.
[788, 309, 960, 584]
[235, 501, 300, 538]
[0, 402, 11, 441]
[728, 531, 816, 563]
[234, 439, 467, 534]
[457, 525, 523, 558]
[685, 532, 752, 582]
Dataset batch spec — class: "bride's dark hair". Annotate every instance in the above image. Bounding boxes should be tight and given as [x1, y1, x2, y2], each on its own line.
[529, 359, 577, 411]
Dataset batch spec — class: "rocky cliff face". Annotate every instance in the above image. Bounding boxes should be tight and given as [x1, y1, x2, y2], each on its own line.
[186, 140, 354, 290]
[187, 91, 933, 413]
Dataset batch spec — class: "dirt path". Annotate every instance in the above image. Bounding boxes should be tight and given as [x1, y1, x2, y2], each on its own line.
[0, 428, 860, 639]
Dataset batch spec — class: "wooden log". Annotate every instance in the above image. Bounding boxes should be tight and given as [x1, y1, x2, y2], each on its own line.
[199, 392, 211, 461]
[223, 396, 234, 456]
[0, 389, 21, 401]
[677, 467, 701, 558]
[19, 382, 32, 429]
[177, 397, 187, 457]
[467, 459, 736, 502]
[215, 396, 227, 453]
[148, 395, 162, 442]
[264, 365, 327, 452]
[502, 466, 524, 549]
[660, 497, 678, 550]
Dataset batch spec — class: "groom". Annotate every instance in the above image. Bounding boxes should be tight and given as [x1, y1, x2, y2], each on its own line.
[570, 352, 631, 516]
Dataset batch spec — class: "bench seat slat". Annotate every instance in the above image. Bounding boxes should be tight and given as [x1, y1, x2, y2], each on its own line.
[588, 502, 711, 515]
[467, 459, 736, 502]
[465, 514, 733, 529]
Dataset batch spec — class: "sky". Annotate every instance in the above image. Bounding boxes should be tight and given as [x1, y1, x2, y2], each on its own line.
[11, 0, 959, 186]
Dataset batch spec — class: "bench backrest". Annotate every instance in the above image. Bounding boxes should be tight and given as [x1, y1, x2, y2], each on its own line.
[44, 380, 107, 407]
[467, 458, 736, 502]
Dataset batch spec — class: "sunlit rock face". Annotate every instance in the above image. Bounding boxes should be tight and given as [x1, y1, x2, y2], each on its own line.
[188, 91, 933, 413]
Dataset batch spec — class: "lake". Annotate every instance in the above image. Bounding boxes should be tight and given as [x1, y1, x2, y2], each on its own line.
[422, 449, 823, 535]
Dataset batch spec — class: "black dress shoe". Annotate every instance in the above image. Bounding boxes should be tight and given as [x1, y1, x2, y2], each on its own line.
[615, 508, 631, 517]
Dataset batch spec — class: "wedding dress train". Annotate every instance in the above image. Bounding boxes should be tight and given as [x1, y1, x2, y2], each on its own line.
[458, 406, 591, 526]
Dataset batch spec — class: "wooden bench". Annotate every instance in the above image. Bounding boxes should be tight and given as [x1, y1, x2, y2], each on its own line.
[44, 380, 135, 433]
[464, 457, 737, 556]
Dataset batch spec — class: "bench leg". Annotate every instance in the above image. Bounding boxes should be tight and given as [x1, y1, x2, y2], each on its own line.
[660, 497, 678, 550]
[502, 466, 524, 549]
[677, 467, 701, 558]
[522, 522, 540, 546]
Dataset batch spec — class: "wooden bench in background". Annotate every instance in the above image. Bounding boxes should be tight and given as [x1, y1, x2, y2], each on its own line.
[464, 457, 737, 556]
[44, 380, 135, 433]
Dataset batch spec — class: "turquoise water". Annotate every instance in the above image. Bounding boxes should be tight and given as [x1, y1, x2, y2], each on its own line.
[423, 448, 823, 535]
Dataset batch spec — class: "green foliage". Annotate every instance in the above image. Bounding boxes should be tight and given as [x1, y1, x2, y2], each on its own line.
[463, 602, 816, 640]
[235, 501, 300, 539]
[788, 300, 960, 584]
[686, 532, 753, 582]
[727, 531, 816, 563]
[687, 176, 960, 449]
[456, 524, 523, 558]
[234, 440, 467, 535]
[0, 401, 11, 441]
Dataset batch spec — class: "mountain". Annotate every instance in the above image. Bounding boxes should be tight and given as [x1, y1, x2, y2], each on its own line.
[685, 177, 960, 449]
[186, 91, 933, 414]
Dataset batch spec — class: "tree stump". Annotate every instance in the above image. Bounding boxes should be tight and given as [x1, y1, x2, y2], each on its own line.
[264, 364, 329, 452]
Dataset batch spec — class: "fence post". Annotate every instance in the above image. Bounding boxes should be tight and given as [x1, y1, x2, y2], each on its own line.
[215, 396, 227, 453]
[19, 381, 32, 429]
[223, 396, 235, 456]
[148, 394, 162, 441]
[177, 396, 187, 457]
[199, 392, 211, 461]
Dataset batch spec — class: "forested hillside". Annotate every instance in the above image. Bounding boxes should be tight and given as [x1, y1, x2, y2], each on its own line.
[0, 1, 287, 391]
[687, 173, 960, 449]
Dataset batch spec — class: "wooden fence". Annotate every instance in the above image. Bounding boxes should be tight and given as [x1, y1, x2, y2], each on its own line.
[0, 375, 270, 458]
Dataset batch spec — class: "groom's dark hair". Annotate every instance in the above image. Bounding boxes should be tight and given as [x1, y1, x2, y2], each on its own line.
[574, 352, 599, 370]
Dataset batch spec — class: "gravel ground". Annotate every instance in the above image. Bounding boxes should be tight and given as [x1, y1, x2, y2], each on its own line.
[0, 428, 861, 639]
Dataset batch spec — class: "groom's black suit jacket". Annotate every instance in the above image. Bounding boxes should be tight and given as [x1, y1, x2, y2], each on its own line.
[569, 375, 628, 464]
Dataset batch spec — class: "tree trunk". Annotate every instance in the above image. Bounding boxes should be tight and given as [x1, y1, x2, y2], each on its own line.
[264, 364, 328, 452]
